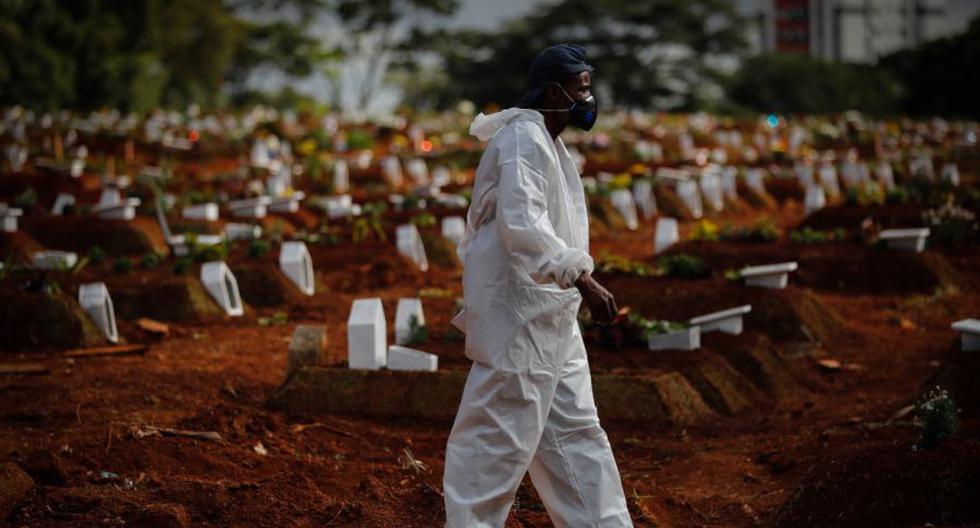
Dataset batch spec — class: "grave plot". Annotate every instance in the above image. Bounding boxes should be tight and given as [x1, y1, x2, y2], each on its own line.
[232, 260, 307, 308]
[0, 284, 108, 352]
[765, 177, 805, 203]
[418, 230, 461, 269]
[587, 194, 632, 234]
[879, 227, 930, 252]
[801, 203, 926, 231]
[0, 230, 45, 264]
[737, 169, 778, 209]
[653, 183, 699, 221]
[395, 224, 429, 271]
[105, 273, 224, 322]
[278, 241, 315, 296]
[308, 240, 424, 292]
[659, 240, 962, 295]
[200, 261, 244, 317]
[22, 216, 167, 255]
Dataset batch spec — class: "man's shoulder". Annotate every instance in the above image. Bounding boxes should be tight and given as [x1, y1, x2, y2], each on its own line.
[489, 118, 551, 158]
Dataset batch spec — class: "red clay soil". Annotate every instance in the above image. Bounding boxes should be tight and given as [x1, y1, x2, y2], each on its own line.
[1, 202, 979, 527]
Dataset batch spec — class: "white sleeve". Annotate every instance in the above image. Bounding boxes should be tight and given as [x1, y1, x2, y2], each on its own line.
[495, 156, 593, 288]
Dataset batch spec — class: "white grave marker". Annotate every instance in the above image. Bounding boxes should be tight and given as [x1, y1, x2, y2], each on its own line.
[387, 345, 438, 371]
[610, 189, 639, 230]
[879, 228, 929, 253]
[268, 191, 305, 214]
[740, 262, 798, 289]
[348, 298, 386, 370]
[941, 163, 960, 186]
[382, 156, 403, 186]
[689, 305, 752, 335]
[441, 216, 466, 246]
[654, 217, 679, 255]
[224, 223, 261, 241]
[395, 298, 425, 346]
[32, 250, 78, 270]
[51, 193, 76, 216]
[333, 160, 349, 193]
[951, 319, 980, 352]
[227, 197, 270, 219]
[675, 179, 703, 219]
[632, 180, 657, 221]
[279, 241, 315, 296]
[721, 167, 738, 202]
[648, 326, 700, 351]
[794, 162, 814, 187]
[78, 282, 118, 343]
[744, 168, 767, 196]
[200, 261, 243, 316]
[0, 204, 22, 232]
[93, 188, 140, 221]
[405, 158, 429, 185]
[396, 223, 429, 271]
[909, 155, 934, 181]
[182, 203, 219, 221]
[699, 172, 724, 212]
[320, 194, 355, 219]
[804, 184, 826, 216]
[875, 162, 895, 190]
[818, 164, 841, 198]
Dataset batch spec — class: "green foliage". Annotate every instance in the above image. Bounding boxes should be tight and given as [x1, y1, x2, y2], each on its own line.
[689, 220, 720, 242]
[12, 187, 37, 209]
[173, 256, 192, 275]
[729, 53, 900, 115]
[656, 254, 709, 279]
[595, 251, 651, 277]
[720, 218, 781, 243]
[406, 314, 428, 346]
[789, 227, 847, 244]
[141, 252, 161, 269]
[258, 310, 289, 326]
[410, 213, 436, 228]
[87, 246, 107, 265]
[885, 185, 918, 205]
[113, 257, 133, 274]
[248, 238, 271, 259]
[915, 387, 958, 450]
[844, 184, 885, 207]
[627, 312, 686, 339]
[344, 129, 376, 150]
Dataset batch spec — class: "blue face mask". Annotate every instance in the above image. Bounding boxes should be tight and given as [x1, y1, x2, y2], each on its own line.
[537, 83, 598, 131]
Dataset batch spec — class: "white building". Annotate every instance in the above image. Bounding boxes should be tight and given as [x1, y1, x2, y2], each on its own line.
[745, 0, 964, 63]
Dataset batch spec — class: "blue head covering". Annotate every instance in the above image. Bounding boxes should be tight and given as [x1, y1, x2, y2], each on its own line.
[516, 44, 593, 109]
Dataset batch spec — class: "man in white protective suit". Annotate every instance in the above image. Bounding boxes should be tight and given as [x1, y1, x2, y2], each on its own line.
[443, 44, 634, 527]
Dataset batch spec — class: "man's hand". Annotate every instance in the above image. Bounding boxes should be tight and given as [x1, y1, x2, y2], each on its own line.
[575, 273, 618, 324]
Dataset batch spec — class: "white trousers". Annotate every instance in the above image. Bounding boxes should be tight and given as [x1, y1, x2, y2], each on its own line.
[443, 345, 633, 527]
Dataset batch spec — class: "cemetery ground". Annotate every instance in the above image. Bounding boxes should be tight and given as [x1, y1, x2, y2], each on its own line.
[3, 196, 980, 527]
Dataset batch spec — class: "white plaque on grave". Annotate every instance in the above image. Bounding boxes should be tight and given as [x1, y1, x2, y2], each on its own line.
[951, 319, 980, 352]
[441, 216, 466, 246]
[610, 189, 639, 230]
[348, 298, 386, 370]
[200, 261, 244, 316]
[51, 193, 76, 216]
[740, 262, 798, 289]
[78, 282, 118, 343]
[879, 228, 930, 253]
[227, 197, 270, 219]
[794, 162, 814, 187]
[875, 163, 895, 190]
[744, 168, 767, 196]
[279, 241, 315, 296]
[32, 250, 78, 270]
[818, 164, 841, 198]
[941, 163, 960, 186]
[395, 298, 426, 346]
[654, 217, 679, 255]
[382, 156, 403, 186]
[699, 172, 724, 212]
[405, 158, 429, 185]
[333, 160, 350, 193]
[632, 180, 657, 221]
[721, 167, 738, 202]
[648, 326, 700, 351]
[909, 155, 934, 181]
[268, 192, 305, 214]
[676, 180, 703, 219]
[689, 305, 752, 335]
[182, 203, 219, 222]
[396, 224, 429, 271]
[387, 345, 438, 372]
[0, 204, 22, 233]
[804, 184, 826, 216]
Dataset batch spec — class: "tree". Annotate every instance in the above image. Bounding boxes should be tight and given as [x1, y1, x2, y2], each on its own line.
[398, 0, 746, 111]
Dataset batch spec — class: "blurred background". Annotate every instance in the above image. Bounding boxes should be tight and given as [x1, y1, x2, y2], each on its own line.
[1, 0, 977, 118]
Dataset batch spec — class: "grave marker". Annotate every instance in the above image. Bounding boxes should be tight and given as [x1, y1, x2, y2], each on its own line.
[699, 171, 724, 212]
[268, 191, 305, 214]
[382, 156, 403, 187]
[279, 241, 315, 296]
[405, 158, 429, 184]
[93, 187, 140, 221]
[951, 319, 980, 352]
[51, 193, 76, 216]
[441, 216, 466, 246]
[689, 305, 752, 335]
[740, 262, 798, 289]
[395, 298, 425, 346]
[744, 168, 767, 196]
[287, 325, 327, 379]
[721, 167, 739, 202]
[804, 184, 826, 216]
[78, 282, 119, 343]
[648, 326, 700, 351]
[387, 345, 438, 372]
[941, 163, 960, 186]
[396, 224, 429, 271]
[0, 204, 22, 232]
[224, 223, 261, 241]
[182, 203, 219, 221]
[632, 180, 657, 220]
[610, 189, 639, 230]
[200, 261, 244, 316]
[333, 160, 350, 193]
[676, 179, 703, 219]
[654, 217, 679, 255]
[818, 164, 841, 198]
[794, 162, 814, 187]
[227, 197, 270, 219]
[909, 155, 934, 181]
[347, 298, 386, 370]
[875, 162, 895, 190]
[32, 250, 78, 270]
[879, 228, 929, 253]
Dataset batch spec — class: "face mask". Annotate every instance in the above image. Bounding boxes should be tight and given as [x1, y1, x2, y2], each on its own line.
[536, 83, 598, 131]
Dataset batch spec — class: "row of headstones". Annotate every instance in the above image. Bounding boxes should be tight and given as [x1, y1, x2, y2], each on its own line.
[347, 297, 438, 372]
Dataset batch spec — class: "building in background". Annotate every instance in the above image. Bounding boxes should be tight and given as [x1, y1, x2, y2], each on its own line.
[745, 0, 958, 62]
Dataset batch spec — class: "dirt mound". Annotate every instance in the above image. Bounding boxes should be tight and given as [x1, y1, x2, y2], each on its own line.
[232, 261, 306, 308]
[420, 231, 461, 269]
[0, 287, 107, 352]
[0, 231, 45, 264]
[309, 241, 425, 292]
[765, 178, 804, 203]
[772, 437, 980, 528]
[802, 203, 926, 231]
[106, 274, 224, 322]
[23, 216, 167, 256]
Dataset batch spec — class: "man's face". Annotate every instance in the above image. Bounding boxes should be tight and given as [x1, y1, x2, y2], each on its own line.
[543, 71, 592, 116]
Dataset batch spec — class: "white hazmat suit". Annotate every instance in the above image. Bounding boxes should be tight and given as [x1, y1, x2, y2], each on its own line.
[444, 108, 633, 527]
